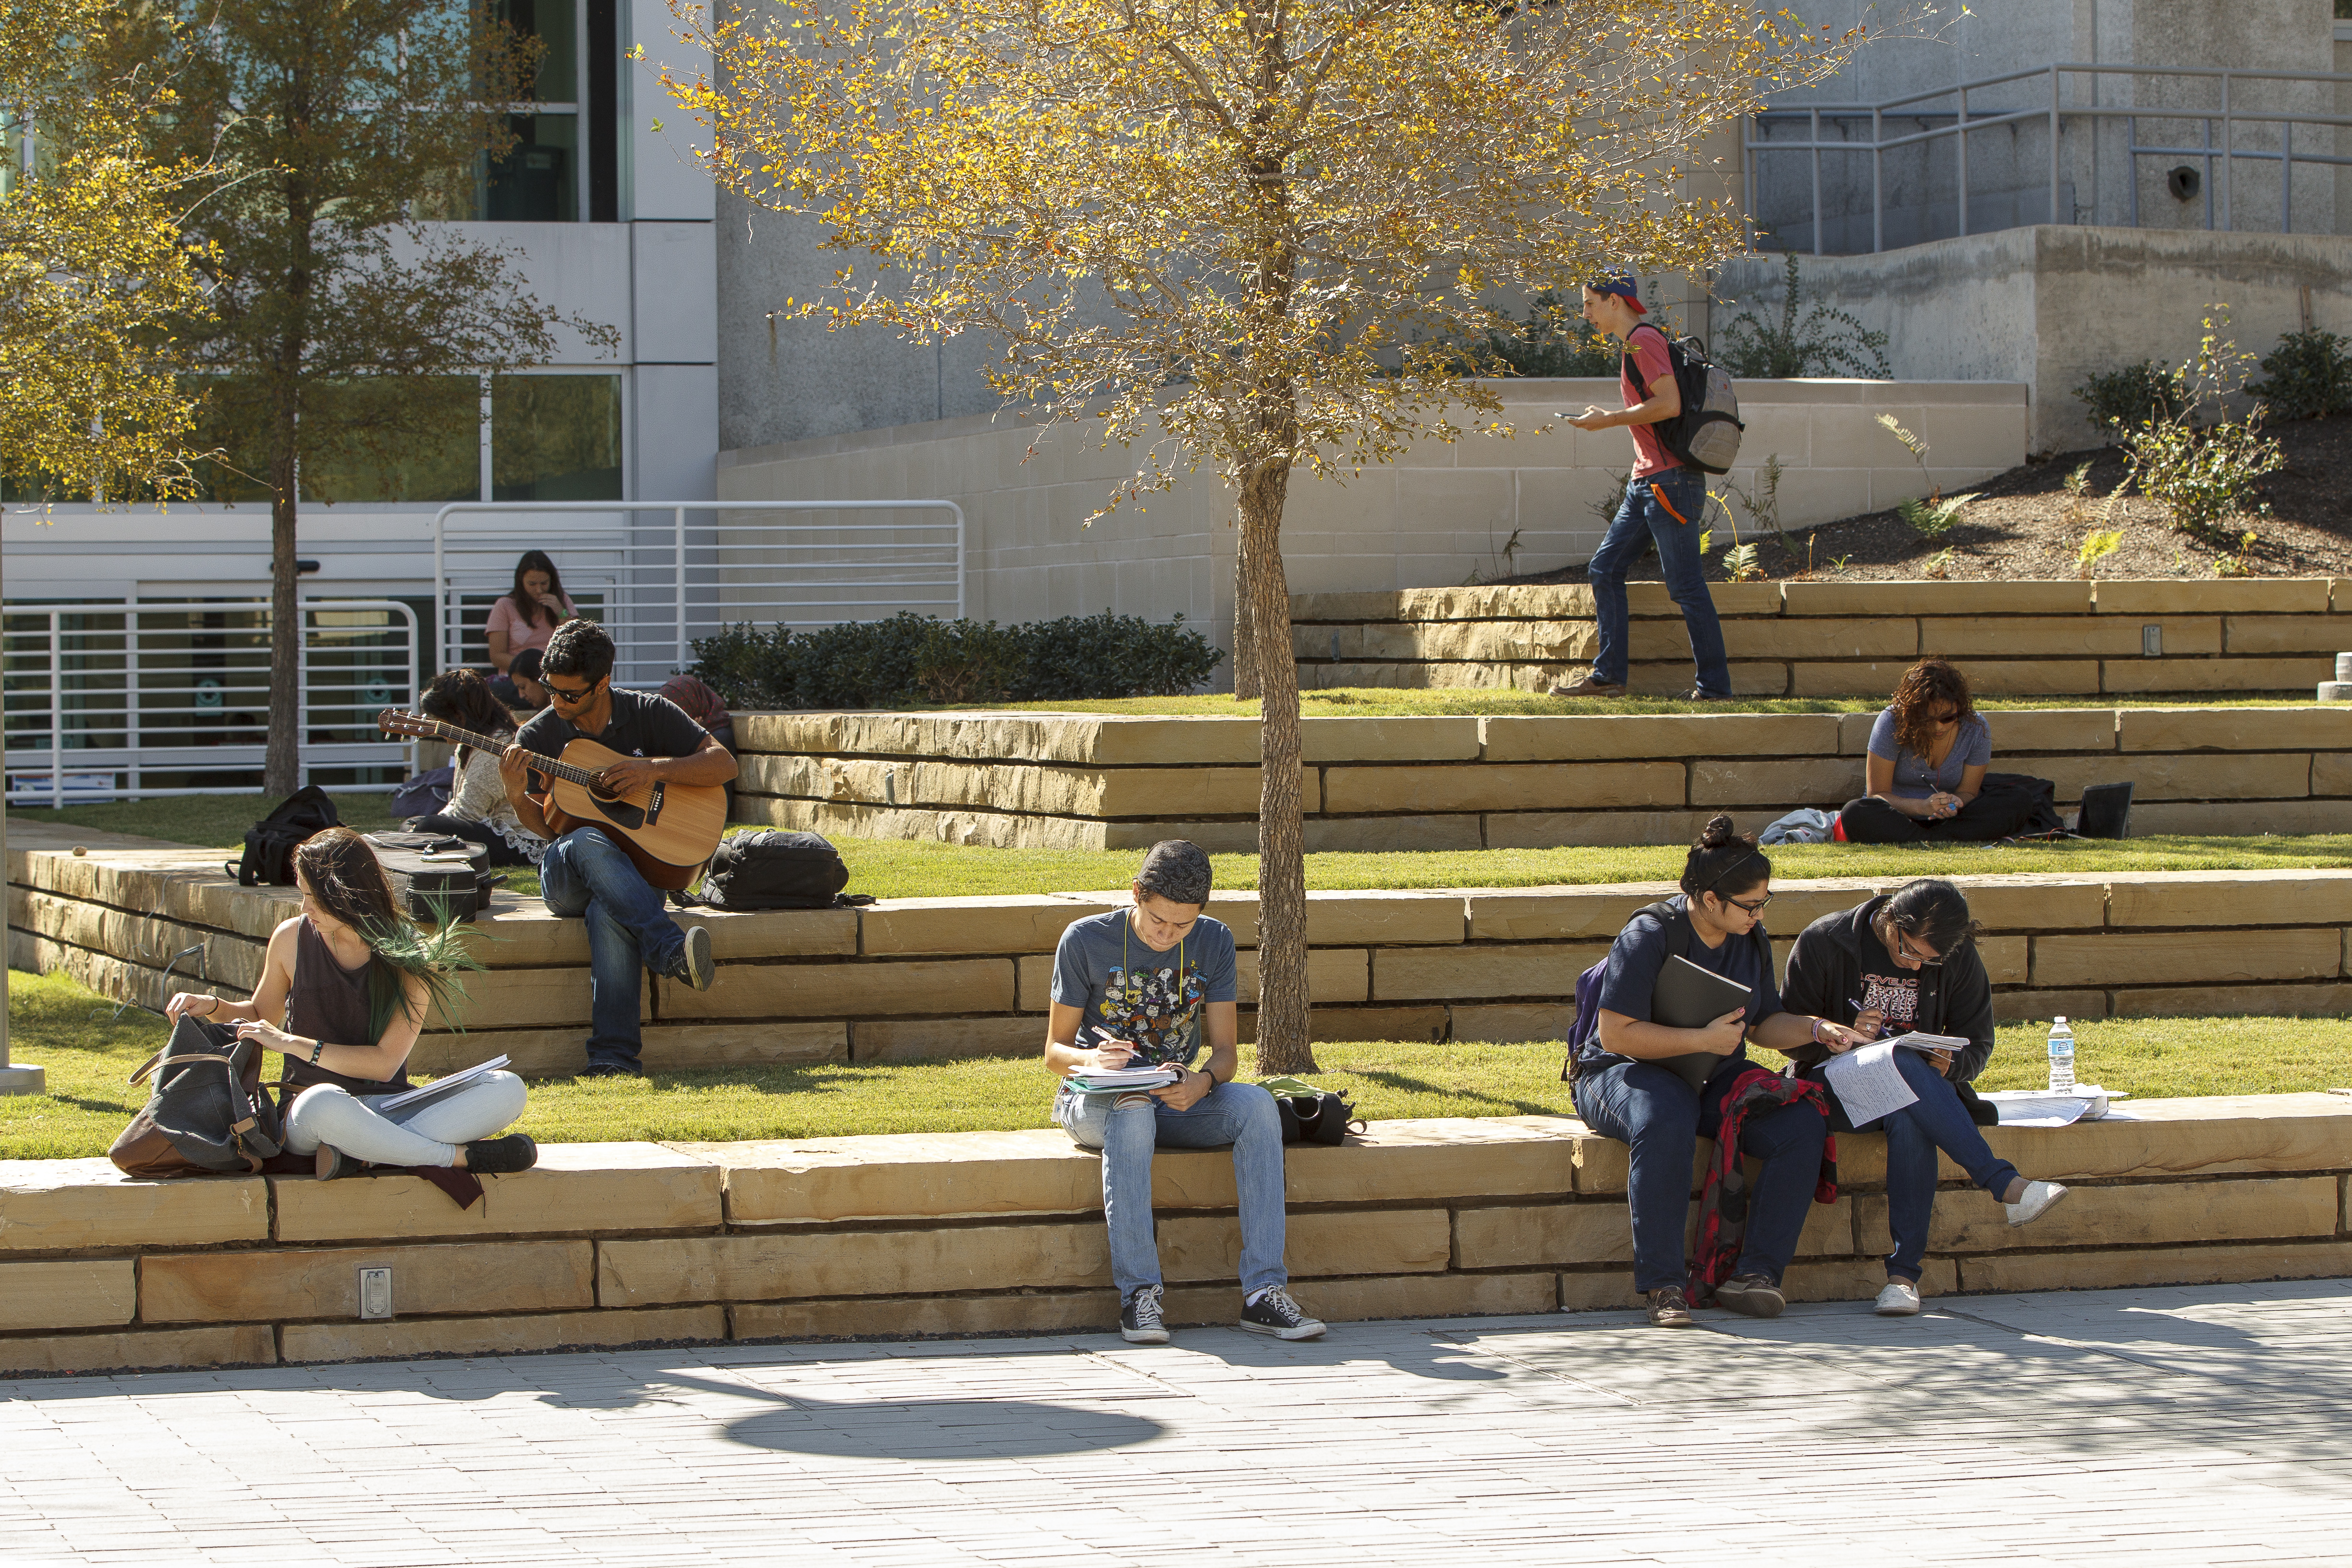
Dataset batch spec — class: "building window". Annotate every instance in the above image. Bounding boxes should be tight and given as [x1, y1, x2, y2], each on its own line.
[298, 377, 483, 504]
[493, 374, 623, 500]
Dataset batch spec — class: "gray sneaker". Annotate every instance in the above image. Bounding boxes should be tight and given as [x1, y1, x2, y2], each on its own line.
[672, 924, 715, 991]
[1714, 1273, 1786, 1319]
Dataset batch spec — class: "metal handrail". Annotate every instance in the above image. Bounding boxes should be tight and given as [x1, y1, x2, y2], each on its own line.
[0, 598, 419, 805]
[429, 499, 968, 679]
[1747, 61, 2352, 254]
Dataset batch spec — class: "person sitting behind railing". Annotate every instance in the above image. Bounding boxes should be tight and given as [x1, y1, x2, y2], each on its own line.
[411, 668, 545, 868]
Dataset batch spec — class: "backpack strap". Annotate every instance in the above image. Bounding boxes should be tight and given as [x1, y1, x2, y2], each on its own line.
[1620, 323, 1674, 399]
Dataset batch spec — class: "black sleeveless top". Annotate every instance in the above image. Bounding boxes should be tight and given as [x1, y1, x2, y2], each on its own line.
[281, 919, 413, 1094]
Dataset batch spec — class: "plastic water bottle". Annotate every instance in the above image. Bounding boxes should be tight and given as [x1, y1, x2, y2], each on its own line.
[2046, 1017, 2076, 1093]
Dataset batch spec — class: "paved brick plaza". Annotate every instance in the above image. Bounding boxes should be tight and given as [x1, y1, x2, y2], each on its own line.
[3, 1280, 2346, 1566]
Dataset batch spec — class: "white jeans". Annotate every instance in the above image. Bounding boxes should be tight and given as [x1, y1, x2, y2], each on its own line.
[283, 1071, 527, 1168]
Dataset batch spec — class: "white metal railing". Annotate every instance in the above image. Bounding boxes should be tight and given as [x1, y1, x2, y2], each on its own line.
[1749, 62, 2352, 255]
[429, 500, 967, 685]
[0, 599, 420, 806]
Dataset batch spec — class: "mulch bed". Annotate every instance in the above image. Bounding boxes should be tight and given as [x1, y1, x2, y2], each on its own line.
[1511, 413, 2352, 585]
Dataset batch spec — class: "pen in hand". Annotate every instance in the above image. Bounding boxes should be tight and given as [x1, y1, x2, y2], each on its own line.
[1848, 1000, 1886, 1040]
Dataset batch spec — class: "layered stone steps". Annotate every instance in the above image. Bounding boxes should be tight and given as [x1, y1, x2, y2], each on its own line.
[732, 703, 2352, 851]
[14, 844, 2352, 1074]
[1287, 577, 2352, 697]
[1, 1097, 2346, 1373]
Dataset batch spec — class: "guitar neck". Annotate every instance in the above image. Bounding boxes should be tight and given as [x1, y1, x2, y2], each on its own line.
[410, 718, 604, 791]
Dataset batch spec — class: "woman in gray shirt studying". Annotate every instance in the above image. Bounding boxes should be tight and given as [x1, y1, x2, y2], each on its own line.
[1836, 660, 2043, 842]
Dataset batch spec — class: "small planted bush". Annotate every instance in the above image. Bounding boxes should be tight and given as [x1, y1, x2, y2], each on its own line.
[2075, 359, 2186, 436]
[690, 610, 1226, 710]
[2251, 327, 2352, 421]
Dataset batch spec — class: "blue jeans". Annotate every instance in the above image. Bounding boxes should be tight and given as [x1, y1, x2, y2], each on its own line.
[538, 828, 687, 1071]
[1054, 1081, 1288, 1299]
[1586, 468, 1732, 697]
[1811, 1050, 2021, 1284]
[1572, 1058, 1827, 1294]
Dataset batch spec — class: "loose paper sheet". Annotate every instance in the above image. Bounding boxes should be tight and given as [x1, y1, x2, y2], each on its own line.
[1821, 1040, 1918, 1127]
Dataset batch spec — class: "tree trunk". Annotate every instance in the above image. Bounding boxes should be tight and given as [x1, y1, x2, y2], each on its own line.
[263, 415, 302, 798]
[1231, 509, 1260, 700]
[1241, 457, 1313, 1076]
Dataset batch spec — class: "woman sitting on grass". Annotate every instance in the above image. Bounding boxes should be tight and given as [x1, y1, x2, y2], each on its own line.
[1779, 878, 2069, 1315]
[165, 826, 535, 1179]
[1568, 816, 1857, 1328]
[1837, 659, 2045, 843]
[1043, 840, 1325, 1347]
[411, 668, 544, 867]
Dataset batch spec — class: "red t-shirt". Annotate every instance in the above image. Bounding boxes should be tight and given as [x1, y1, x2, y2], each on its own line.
[1619, 324, 1680, 479]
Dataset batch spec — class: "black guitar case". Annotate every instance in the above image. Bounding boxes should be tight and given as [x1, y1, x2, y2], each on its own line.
[363, 831, 499, 921]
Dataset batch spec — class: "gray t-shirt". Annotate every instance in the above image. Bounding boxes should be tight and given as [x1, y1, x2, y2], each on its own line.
[1868, 706, 1991, 799]
[1049, 909, 1238, 1069]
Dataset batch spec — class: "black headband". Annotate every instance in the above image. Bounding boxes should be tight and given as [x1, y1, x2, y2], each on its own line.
[1706, 848, 1763, 893]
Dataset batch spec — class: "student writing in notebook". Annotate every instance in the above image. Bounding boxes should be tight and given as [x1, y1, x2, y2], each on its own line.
[1042, 841, 1325, 1347]
[1567, 817, 1867, 1328]
[1779, 879, 2069, 1316]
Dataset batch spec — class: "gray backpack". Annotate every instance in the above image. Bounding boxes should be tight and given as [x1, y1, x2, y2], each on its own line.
[1625, 326, 1745, 475]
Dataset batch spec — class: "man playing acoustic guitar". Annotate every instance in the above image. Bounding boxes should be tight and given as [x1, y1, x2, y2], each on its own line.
[499, 620, 737, 1078]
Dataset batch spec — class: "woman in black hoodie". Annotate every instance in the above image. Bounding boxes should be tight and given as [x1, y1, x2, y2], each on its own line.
[1780, 879, 2068, 1316]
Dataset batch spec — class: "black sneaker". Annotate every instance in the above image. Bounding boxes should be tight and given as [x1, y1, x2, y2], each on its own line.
[1121, 1285, 1169, 1345]
[1238, 1287, 1325, 1341]
[672, 925, 715, 991]
[463, 1134, 538, 1175]
[1714, 1272, 1786, 1319]
[580, 1060, 642, 1079]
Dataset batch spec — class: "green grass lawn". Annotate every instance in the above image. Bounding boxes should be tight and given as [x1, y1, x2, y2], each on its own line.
[12, 792, 2351, 904]
[6, 968, 2347, 1160]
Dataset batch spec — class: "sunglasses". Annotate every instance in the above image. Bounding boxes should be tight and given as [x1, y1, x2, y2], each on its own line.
[544, 679, 599, 704]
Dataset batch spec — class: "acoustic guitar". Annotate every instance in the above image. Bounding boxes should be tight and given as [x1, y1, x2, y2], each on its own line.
[376, 709, 727, 890]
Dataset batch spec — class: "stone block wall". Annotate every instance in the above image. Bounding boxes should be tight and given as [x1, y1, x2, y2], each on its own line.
[732, 701, 2352, 852]
[14, 846, 2352, 1072]
[1288, 578, 2352, 697]
[1, 1099, 2345, 1374]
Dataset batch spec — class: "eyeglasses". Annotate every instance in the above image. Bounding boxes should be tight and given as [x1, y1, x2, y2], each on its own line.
[1893, 927, 1945, 966]
[1724, 892, 1773, 915]
[544, 680, 597, 705]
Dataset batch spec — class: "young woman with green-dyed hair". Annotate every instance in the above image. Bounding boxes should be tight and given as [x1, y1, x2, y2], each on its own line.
[165, 826, 533, 1179]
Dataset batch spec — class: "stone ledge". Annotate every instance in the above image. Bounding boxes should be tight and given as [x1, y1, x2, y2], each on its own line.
[271, 1142, 721, 1243]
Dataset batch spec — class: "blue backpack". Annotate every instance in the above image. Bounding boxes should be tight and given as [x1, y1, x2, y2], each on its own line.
[1559, 899, 1773, 1082]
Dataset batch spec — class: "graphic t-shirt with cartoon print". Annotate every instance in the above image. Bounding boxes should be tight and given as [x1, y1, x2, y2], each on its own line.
[1050, 909, 1238, 1070]
[1856, 967, 1923, 1033]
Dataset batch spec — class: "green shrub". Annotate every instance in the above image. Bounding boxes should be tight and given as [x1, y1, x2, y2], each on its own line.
[2075, 359, 2186, 435]
[1717, 253, 1892, 379]
[2250, 327, 2352, 421]
[1479, 291, 1621, 378]
[691, 610, 1226, 710]
[2115, 310, 2284, 539]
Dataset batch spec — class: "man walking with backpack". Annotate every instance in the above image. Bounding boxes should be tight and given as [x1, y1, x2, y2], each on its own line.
[1554, 277, 1733, 702]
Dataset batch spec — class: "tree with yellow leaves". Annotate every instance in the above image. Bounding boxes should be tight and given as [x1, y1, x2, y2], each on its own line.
[662, 0, 1886, 1073]
[1, 0, 209, 502]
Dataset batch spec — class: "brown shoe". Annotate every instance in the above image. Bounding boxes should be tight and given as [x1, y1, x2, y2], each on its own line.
[1548, 671, 1628, 698]
[1646, 1286, 1695, 1327]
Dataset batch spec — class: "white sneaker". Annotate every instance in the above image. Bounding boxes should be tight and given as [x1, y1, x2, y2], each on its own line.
[1874, 1279, 1922, 1316]
[2004, 1179, 2069, 1227]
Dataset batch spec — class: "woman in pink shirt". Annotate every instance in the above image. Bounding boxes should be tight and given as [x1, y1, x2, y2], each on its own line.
[485, 550, 577, 674]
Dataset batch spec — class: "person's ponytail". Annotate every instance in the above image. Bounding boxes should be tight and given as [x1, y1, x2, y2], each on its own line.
[1680, 813, 1768, 901]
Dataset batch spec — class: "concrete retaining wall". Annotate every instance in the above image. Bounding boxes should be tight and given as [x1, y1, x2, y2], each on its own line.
[731, 702, 2352, 852]
[1288, 577, 2352, 698]
[14, 848, 2352, 1075]
[1, 1098, 2346, 1373]
[715, 380, 2024, 666]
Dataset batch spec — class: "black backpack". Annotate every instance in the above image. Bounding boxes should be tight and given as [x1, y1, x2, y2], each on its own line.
[1560, 899, 1773, 1082]
[1623, 325, 1745, 476]
[231, 786, 340, 886]
[694, 830, 854, 910]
